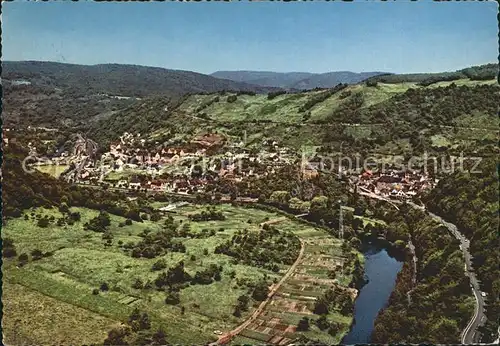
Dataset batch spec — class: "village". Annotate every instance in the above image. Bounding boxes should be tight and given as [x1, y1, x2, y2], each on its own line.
[6, 126, 437, 202]
[32, 131, 299, 195]
[352, 168, 438, 200]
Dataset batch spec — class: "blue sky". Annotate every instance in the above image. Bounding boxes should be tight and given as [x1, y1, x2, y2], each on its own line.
[3, 1, 498, 74]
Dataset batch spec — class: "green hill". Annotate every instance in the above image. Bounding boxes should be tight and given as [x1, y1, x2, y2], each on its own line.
[90, 77, 499, 158]
[365, 63, 498, 85]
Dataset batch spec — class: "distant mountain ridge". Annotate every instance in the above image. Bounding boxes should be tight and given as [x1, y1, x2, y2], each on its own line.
[2, 61, 281, 98]
[211, 70, 389, 89]
[210, 71, 316, 88]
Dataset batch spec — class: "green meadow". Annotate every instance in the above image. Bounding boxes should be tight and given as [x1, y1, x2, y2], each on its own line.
[2, 203, 334, 345]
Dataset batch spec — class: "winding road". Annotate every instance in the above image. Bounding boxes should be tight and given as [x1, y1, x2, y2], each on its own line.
[354, 188, 486, 343]
[356, 190, 486, 344]
[424, 209, 486, 344]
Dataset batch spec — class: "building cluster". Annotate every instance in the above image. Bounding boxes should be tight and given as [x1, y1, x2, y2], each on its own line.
[68, 132, 296, 194]
[355, 169, 437, 199]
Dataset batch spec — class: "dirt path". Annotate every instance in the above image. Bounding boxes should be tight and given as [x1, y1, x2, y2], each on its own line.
[406, 236, 418, 305]
[259, 217, 288, 228]
[213, 239, 305, 345]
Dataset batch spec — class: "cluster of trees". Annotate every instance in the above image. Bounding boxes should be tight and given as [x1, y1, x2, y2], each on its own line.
[2, 238, 18, 258]
[2, 144, 148, 224]
[296, 315, 344, 337]
[233, 294, 250, 317]
[372, 206, 472, 343]
[3, 78, 135, 131]
[127, 230, 186, 259]
[2, 237, 53, 265]
[236, 90, 257, 96]
[364, 63, 497, 84]
[103, 308, 168, 346]
[227, 94, 238, 103]
[267, 90, 287, 100]
[314, 288, 354, 316]
[84, 210, 111, 232]
[313, 315, 344, 336]
[214, 227, 301, 271]
[298, 83, 348, 112]
[154, 261, 192, 293]
[422, 158, 499, 342]
[195, 96, 219, 113]
[187, 207, 226, 222]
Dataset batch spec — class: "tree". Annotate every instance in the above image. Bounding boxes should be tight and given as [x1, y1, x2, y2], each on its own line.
[297, 317, 310, 331]
[31, 249, 43, 261]
[310, 195, 329, 221]
[69, 211, 81, 222]
[233, 305, 242, 317]
[59, 202, 69, 213]
[252, 280, 269, 301]
[100, 282, 109, 291]
[315, 315, 330, 331]
[132, 278, 144, 290]
[103, 326, 132, 345]
[165, 291, 180, 305]
[37, 217, 50, 228]
[269, 190, 290, 207]
[152, 259, 167, 271]
[2, 238, 17, 258]
[18, 253, 29, 266]
[151, 328, 169, 346]
[150, 213, 161, 222]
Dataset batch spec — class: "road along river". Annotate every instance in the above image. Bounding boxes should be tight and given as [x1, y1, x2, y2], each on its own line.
[355, 190, 486, 344]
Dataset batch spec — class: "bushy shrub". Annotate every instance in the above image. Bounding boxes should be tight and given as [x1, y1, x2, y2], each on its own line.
[267, 90, 287, 100]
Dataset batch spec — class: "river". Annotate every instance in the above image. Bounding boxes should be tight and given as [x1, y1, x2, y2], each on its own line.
[342, 243, 403, 344]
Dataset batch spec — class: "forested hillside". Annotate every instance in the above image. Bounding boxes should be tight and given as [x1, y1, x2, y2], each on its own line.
[371, 206, 473, 344]
[366, 63, 498, 85]
[1, 144, 145, 223]
[2, 61, 280, 129]
[211, 70, 387, 89]
[88, 80, 499, 159]
[422, 158, 499, 342]
[3, 61, 278, 97]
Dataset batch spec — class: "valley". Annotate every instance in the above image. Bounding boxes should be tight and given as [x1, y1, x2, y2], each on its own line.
[2, 61, 498, 345]
[2, 202, 361, 345]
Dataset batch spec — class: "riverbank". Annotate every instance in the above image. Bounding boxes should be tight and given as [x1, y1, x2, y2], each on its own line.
[342, 243, 403, 344]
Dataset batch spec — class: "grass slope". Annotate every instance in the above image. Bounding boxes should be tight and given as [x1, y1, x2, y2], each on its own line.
[2, 204, 327, 344]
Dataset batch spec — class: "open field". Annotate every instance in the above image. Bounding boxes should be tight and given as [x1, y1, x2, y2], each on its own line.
[35, 164, 69, 178]
[2, 203, 352, 344]
[230, 216, 360, 345]
[2, 282, 120, 345]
